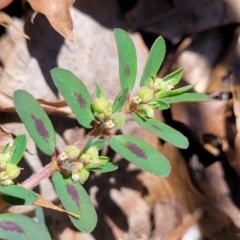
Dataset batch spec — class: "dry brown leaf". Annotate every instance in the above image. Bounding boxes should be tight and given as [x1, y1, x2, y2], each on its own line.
[141, 143, 240, 239]
[167, 209, 203, 240]
[34, 193, 79, 218]
[171, 100, 229, 140]
[0, 0, 12, 10]
[27, 0, 75, 42]
[0, 124, 13, 152]
[0, 11, 29, 39]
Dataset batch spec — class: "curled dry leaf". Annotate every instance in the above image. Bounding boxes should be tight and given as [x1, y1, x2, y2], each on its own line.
[34, 193, 79, 218]
[27, 0, 75, 42]
[0, 11, 29, 39]
[0, 125, 13, 152]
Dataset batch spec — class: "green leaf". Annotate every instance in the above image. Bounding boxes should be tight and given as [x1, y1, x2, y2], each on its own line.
[149, 100, 170, 110]
[14, 90, 56, 156]
[155, 85, 193, 99]
[52, 172, 97, 233]
[51, 68, 94, 128]
[0, 185, 38, 205]
[11, 134, 27, 165]
[0, 213, 51, 240]
[90, 139, 105, 150]
[132, 114, 189, 149]
[140, 37, 166, 87]
[112, 88, 129, 113]
[162, 69, 183, 86]
[160, 93, 211, 104]
[91, 162, 118, 173]
[35, 207, 46, 227]
[2, 143, 9, 153]
[95, 83, 106, 99]
[109, 135, 171, 176]
[114, 28, 137, 91]
[166, 85, 193, 96]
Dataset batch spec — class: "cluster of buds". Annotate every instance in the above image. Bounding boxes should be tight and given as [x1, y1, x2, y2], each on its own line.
[59, 145, 109, 184]
[132, 87, 155, 118]
[0, 146, 21, 186]
[131, 76, 177, 118]
[92, 97, 125, 129]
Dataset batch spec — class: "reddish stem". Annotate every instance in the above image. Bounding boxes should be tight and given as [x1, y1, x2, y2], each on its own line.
[21, 163, 57, 190]
[20, 125, 104, 190]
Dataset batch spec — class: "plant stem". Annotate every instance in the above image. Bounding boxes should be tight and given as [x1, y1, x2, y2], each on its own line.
[21, 163, 57, 190]
[21, 125, 105, 190]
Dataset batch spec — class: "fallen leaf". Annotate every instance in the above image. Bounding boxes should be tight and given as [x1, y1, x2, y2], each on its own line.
[34, 193, 79, 218]
[171, 99, 229, 140]
[167, 209, 203, 240]
[0, 124, 13, 152]
[27, 0, 75, 42]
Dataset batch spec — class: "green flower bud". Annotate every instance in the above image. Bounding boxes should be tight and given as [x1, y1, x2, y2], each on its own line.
[137, 87, 154, 103]
[86, 146, 99, 160]
[71, 173, 80, 182]
[136, 104, 154, 118]
[77, 168, 90, 184]
[0, 162, 7, 171]
[111, 113, 125, 128]
[0, 171, 8, 180]
[92, 98, 109, 113]
[0, 153, 12, 163]
[85, 160, 103, 169]
[64, 145, 81, 160]
[0, 179, 13, 186]
[5, 164, 20, 180]
[80, 153, 91, 164]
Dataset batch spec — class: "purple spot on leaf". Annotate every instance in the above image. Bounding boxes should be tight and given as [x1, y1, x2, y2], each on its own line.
[151, 124, 163, 132]
[0, 221, 24, 233]
[31, 114, 49, 139]
[74, 93, 87, 108]
[126, 142, 147, 159]
[125, 65, 130, 77]
[67, 184, 80, 209]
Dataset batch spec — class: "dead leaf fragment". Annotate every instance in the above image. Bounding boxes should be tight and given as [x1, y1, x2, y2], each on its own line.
[0, 11, 29, 39]
[34, 193, 79, 218]
[27, 0, 75, 42]
[0, 125, 13, 152]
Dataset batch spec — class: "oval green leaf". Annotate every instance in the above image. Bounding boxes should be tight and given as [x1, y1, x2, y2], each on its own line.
[90, 139, 105, 150]
[114, 28, 137, 91]
[35, 207, 47, 227]
[11, 134, 27, 165]
[14, 90, 56, 155]
[162, 69, 183, 86]
[95, 83, 106, 99]
[51, 68, 94, 128]
[52, 172, 97, 233]
[109, 135, 171, 176]
[160, 93, 211, 104]
[0, 185, 38, 205]
[2, 143, 9, 153]
[0, 213, 51, 240]
[112, 88, 129, 113]
[140, 36, 166, 87]
[132, 114, 189, 149]
[91, 162, 118, 173]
